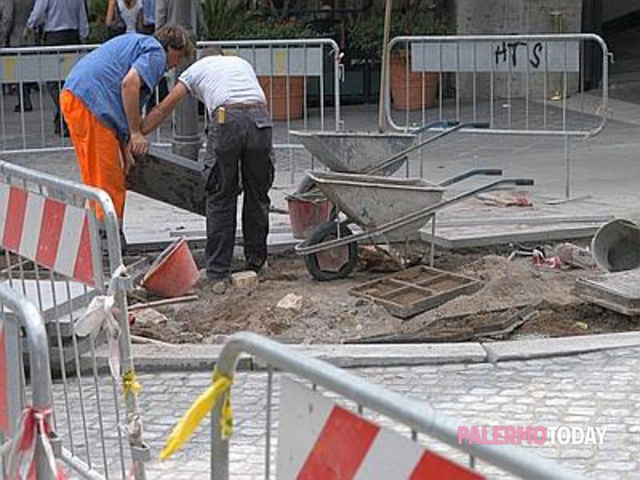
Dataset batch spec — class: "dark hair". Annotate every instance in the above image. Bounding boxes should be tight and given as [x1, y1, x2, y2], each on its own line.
[154, 25, 195, 59]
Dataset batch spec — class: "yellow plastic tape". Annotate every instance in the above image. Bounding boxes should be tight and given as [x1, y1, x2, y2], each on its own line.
[160, 370, 233, 460]
[123, 370, 142, 398]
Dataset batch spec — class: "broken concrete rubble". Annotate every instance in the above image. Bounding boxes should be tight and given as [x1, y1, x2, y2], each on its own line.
[231, 271, 258, 289]
[276, 293, 305, 312]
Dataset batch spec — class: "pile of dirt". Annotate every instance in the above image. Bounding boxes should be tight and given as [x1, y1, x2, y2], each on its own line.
[129, 248, 640, 345]
[131, 253, 399, 344]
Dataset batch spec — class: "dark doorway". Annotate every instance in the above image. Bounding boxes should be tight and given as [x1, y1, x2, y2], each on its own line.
[586, 0, 640, 103]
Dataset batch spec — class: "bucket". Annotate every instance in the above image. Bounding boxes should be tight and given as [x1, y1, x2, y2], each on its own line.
[591, 219, 640, 272]
[286, 193, 333, 240]
[141, 237, 199, 297]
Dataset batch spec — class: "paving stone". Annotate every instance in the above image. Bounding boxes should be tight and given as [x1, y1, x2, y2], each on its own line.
[49, 345, 640, 477]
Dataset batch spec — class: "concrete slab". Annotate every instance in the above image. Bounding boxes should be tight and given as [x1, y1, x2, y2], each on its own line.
[427, 223, 604, 249]
[89, 342, 488, 372]
[575, 269, 640, 315]
[483, 331, 640, 362]
[419, 193, 640, 249]
[290, 343, 488, 367]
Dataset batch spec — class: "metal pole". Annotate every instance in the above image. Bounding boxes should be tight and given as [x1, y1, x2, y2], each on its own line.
[173, 0, 201, 160]
[564, 135, 571, 199]
[378, 0, 393, 132]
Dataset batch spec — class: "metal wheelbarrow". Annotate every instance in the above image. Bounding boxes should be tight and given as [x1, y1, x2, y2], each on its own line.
[295, 169, 534, 281]
[291, 121, 487, 194]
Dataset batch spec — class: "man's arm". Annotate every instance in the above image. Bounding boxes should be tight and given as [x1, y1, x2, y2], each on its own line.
[105, 0, 116, 27]
[121, 68, 147, 155]
[141, 81, 188, 135]
[26, 0, 46, 30]
[78, 0, 89, 41]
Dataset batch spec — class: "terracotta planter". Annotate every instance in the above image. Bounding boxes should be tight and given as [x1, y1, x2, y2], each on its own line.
[390, 54, 437, 111]
[258, 76, 304, 121]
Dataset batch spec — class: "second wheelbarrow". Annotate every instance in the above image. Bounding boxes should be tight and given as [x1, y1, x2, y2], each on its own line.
[291, 121, 486, 194]
[295, 169, 533, 281]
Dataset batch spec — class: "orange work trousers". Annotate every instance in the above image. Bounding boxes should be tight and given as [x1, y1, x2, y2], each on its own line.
[60, 90, 126, 220]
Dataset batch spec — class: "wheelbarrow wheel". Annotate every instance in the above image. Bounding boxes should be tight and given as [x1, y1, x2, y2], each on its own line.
[305, 221, 358, 281]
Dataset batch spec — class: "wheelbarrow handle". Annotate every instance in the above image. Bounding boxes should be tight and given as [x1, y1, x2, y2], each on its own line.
[363, 123, 466, 176]
[410, 121, 490, 135]
[438, 168, 504, 187]
[410, 120, 458, 135]
[515, 179, 535, 186]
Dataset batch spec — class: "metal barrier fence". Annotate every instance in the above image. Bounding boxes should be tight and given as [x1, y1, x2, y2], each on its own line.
[161, 332, 580, 479]
[0, 160, 147, 479]
[0, 282, 57, 479]
[384, 34, 610, 198]
[0, 44, 91, 154]
[0, 38, 342, 160]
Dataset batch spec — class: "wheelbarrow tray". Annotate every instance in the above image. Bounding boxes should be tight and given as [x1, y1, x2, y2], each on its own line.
[127, 146, 206, 216]
[290, 130, 415, 175]
[308, 171, 444, 241]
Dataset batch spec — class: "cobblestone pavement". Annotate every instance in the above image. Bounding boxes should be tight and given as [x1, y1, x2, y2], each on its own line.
[53, 346, 640, 479]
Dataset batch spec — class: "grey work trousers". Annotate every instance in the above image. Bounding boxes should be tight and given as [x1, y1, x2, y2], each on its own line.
[204, 105, 274, 280]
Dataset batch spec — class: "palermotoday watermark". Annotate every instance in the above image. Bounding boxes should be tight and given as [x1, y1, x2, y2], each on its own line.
[458, 426, 607, 446]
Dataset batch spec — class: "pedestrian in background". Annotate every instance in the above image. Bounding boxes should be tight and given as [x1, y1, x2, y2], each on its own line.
[26, 0, 89, 136]
[139, 0, 155, 35]
[106, 0, 142, 37]
[155, 0, 206, 38]
[0, 0, 36, 113]
[141, 48, 274, 293]
[61, 26, 193, 239]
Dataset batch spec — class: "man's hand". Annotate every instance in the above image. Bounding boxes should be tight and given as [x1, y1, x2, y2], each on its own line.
[128, 131, 148, 157]
[119, 143, 136, 176]
[22, 27, 32, 42]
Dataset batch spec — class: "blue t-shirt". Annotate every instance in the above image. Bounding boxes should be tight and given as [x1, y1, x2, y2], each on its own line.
[64, 34, 167, 143]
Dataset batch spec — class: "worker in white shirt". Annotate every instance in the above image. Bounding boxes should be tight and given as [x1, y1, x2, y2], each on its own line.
[141, 48, 274, 294]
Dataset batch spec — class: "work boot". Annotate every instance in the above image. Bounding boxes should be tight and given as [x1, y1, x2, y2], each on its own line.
[211, 280, 228, 295]
[14, 100, 33, 112]
[245, 260, 268, 276]
[197, 269, 228, 294]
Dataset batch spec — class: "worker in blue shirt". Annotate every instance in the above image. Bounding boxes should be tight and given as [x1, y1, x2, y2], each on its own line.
[61, 26, 193, 231]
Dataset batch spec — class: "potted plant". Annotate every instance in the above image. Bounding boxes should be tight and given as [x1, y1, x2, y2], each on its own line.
[347, 7, 454, 111]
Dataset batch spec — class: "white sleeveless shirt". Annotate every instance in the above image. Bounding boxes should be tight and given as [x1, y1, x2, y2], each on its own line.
[117, 0, 142, 33]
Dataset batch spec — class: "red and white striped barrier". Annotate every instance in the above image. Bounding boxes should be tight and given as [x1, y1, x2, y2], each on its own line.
[278, 377, 484, 480]
[0, 184, 96, 286]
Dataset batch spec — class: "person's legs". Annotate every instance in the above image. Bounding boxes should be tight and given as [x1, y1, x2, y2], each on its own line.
[14, 83, 33, 112]
[46, 30, 80, 136]
[241, 107, 274, 272]
[61, 90, 127, 221]
[204, 111, 243, 283]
